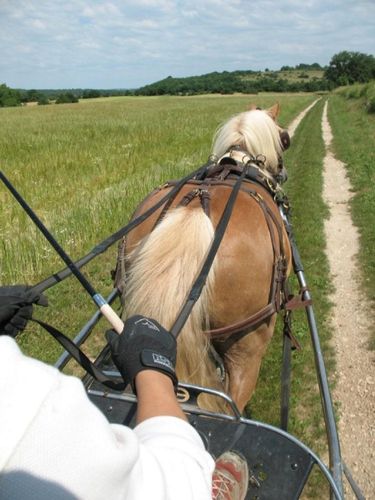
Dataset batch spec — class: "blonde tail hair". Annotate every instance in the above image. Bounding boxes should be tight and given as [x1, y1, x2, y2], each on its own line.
[124, 206, 225, 410]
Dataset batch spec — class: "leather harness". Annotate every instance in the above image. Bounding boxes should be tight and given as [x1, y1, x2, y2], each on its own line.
[116, 155, 303, 344]
[162, 158, 290, 339]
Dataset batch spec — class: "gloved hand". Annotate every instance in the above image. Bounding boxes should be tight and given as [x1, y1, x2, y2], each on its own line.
[106, 315, 178, 391]
[0, 285, 48, 337]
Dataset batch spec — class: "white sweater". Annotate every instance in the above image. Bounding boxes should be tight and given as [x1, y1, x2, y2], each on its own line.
[0, 337, 214, 499]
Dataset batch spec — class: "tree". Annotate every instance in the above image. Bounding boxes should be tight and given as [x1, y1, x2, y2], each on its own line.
[37, 94, 49, 105]
[325, 51, 375, 86]
[26, 89, 40, 102]
[0, 83, 21, 107]
[82, 89, 101, 99]
[55, 92, 79, 104]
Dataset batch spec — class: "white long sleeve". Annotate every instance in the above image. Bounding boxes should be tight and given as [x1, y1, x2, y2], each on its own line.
[0, 336, 214, 499]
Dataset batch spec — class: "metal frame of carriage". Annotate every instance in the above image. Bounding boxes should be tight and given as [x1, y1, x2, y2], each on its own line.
[2, 164, 365, 499]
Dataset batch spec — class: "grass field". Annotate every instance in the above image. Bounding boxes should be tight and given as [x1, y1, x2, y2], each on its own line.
[0, 92, 355, 496]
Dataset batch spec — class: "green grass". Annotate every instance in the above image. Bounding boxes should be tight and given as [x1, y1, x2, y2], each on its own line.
[327, 93, 375, 347]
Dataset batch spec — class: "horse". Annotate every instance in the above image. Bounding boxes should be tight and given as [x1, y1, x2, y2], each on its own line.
[117, 103, 292, 414]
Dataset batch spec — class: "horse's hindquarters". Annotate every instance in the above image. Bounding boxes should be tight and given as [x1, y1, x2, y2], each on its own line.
[122, 182, 291, 413]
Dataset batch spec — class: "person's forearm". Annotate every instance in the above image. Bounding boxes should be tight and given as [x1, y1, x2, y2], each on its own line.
[135, 370, 187, 424]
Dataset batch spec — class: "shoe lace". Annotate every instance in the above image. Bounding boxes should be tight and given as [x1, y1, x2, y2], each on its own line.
[212, 469, 236, 499]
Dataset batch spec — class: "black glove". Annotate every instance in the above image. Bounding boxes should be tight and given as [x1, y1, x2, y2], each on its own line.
[0, 285, 48, 337]
[106, 315, 177, 391]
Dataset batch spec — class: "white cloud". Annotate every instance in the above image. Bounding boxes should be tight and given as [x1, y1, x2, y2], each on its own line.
[81, 2, 121, 18]
[135, 19, 159, 29]
[29, 19, 46, 30]
[78, 39, 101, 49]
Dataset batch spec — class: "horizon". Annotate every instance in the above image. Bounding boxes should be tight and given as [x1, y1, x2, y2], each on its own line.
[12, 63, 328, 92]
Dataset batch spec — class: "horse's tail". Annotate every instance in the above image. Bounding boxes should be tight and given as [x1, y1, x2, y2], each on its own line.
[124, 206, 224, 409]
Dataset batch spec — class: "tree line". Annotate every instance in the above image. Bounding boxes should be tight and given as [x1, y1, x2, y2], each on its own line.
[133, 69, 330, 96]
[1, 51, 374, 107]
[134, 52, 375, 96]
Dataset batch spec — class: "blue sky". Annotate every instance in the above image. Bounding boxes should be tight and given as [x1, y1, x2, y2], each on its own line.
[1, 0, 374, 89]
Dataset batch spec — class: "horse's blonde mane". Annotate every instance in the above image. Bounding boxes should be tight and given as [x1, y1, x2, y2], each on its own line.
[212, 109, 283, 175]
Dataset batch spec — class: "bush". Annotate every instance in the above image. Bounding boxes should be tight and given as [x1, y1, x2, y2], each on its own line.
[38, 95, 50, 105]
[345, 85, 362, 99]
[55, 92, 79, 104]
[0, 83, 21, 107]
[82, 89, 101, 99]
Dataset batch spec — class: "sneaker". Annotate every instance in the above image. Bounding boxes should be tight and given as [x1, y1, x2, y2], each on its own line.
[212, 451, 249, 500]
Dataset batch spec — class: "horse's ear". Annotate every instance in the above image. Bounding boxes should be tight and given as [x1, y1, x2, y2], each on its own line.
[267, 103, 280, 120]
[248, 103, 258, 111]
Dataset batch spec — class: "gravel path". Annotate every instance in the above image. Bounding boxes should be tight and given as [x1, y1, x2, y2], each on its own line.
[321, 100, 374, 499]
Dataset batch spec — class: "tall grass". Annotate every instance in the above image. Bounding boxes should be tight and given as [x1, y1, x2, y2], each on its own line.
[335, 80, 375, 113]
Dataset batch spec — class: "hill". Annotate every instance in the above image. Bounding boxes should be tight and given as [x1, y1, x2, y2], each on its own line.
[134, 64, 330, 96]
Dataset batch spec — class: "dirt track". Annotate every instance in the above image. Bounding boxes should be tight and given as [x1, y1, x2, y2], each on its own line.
[321, 101, 374, 499]
[289, 99, 374, 499]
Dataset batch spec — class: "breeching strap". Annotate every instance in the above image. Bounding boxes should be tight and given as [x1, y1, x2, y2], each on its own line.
[170, 163, 249, 338]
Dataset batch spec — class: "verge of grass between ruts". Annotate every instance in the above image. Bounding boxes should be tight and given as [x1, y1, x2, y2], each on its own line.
[327, 95, 375, 349]
[0, 94, 316, 366]
[248, 98, 335, 497]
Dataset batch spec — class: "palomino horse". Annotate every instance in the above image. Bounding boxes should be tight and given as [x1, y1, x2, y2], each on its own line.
[118, 103, 292, 414]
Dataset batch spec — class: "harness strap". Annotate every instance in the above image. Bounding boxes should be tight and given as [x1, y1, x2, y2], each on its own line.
[253, 193, 282, 309]
[257, 196, 289, 312]
[206, 303, 276, 339]
[203, 180, 289, 339]
[285, 286, 312, 311]
[112, 236, 127, 295]
[32, 318, 126, 391]
[177, 188, 211, 217]
[170, 165, 249, 338]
